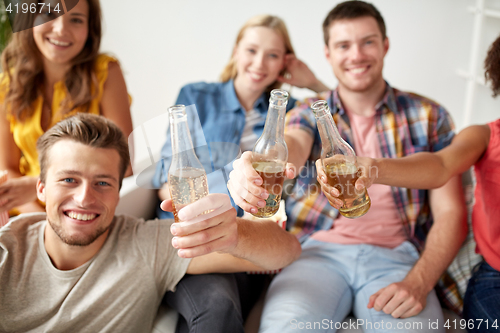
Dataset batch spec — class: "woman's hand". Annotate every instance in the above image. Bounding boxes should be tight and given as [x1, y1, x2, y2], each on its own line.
[0, 176, 39, 213]
[315, 157, 377, 209]
[278, 54, 329, 93]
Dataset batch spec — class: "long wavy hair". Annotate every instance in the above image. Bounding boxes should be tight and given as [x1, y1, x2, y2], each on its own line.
[485, 34, 500, 97]
[220, 15, 295, 92]
[1, 0, 102, 121]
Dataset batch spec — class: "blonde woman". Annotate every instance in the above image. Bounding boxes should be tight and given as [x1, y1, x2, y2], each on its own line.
[153, 15, 327, 333]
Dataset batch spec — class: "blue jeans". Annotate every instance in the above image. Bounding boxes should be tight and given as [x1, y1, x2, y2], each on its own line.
[463, 261, 500, 333]
[259, 239, 444, 333]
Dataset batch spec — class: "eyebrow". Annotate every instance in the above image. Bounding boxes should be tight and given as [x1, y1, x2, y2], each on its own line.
[55, 170, 118, 183]
[246, 43, 285, 53]
[334, 33, 379, 45]
[70, 13, 87, 17]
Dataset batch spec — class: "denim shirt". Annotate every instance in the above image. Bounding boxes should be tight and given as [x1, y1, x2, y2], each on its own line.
[153, 80, 297, 218]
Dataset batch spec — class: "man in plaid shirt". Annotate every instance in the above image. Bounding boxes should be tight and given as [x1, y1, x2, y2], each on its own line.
[228, 1, 467, 332]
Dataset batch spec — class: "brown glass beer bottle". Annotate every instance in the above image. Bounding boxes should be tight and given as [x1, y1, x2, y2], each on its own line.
[311, 100, 371, 218]
[251, 89, 289, 218]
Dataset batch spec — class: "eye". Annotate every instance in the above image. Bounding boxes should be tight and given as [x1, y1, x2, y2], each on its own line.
[71, 18, 84, 24]
[365, 40, 373, 45]
[246, 48, 256, 54]
[63, 178, 75, 183]
[268, 53, 279, 59]
[97, 181, 110, 187]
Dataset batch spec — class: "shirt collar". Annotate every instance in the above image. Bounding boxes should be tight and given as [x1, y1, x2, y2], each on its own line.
[330, 81, 399, 116]
[221, 79, 268, 113]
[221, 80, 242, 113]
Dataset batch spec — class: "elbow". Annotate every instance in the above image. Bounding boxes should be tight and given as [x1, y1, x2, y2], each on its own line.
[291, 236, 302, 262]
[283, 234, 302, 266]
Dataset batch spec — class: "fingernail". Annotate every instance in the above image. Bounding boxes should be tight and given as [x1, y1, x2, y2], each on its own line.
[170, 224, 177, 235]
[257, 200, 266, 208]
[321, 176, 326, 182]
[172, 237, 179, 248]
[177, 249, 185, 258]
[178, 211, 186, 221]
[250, 207, 258, 214]
[254, 179, 262, 186]
[260, 192, 268, 199]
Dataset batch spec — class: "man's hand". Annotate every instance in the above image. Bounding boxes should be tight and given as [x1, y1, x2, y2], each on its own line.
[367, 280, 427, 318]
[161, 193, 238, 258]
[0, 176, 38, 213]
[227, 151, 296, 214]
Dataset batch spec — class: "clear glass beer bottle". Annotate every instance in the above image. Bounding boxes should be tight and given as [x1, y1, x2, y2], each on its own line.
[251, 89, 289, 218]
[167, 105, 209, 222]
[311, 100, 371, 218]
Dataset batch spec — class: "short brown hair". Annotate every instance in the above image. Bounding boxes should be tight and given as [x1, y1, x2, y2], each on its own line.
[322, 0, 386, 46]
[485, 35, 500, 97]
[37, 114, 130, 188]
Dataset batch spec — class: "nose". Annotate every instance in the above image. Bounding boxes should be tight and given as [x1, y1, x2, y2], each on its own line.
[73, 182, 96, 206]
[253, 52, 265, 69]
[350, 44, 365, 62]
[52, 16, 66, 35]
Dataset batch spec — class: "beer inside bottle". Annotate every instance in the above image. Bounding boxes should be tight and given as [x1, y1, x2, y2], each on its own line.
[252, 161, 285, 218]
[324, 162, 371, 218]
[169, 167, 209, 222]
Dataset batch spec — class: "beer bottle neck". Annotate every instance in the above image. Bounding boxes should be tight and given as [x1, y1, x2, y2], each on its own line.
[169, 107, 204, 171]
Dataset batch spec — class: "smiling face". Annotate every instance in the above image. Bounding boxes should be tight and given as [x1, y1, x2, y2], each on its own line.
[33, 0, 89, 67]
[37, 139, 121, 247]
[233, 26, 286, 95]
[324, 16, 389, 94]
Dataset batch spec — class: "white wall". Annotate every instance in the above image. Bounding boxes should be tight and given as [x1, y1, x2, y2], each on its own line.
[99, 0, 500, 168]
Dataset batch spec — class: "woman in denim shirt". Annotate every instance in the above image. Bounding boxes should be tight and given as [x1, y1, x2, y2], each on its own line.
[154, 15, 329, 333]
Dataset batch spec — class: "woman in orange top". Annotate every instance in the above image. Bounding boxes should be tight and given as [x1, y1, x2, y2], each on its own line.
[0, 0, 133, 215]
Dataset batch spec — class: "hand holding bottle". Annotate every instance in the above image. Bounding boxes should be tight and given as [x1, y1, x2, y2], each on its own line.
[315, 158, 375, 210]
[161, 193, 238, 258]
[228, 151, 296, 215]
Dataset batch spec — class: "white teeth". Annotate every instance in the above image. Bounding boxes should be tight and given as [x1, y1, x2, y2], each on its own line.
[67, 211, 96, 221]
[249, 72, 264, 80]
[48, 38, 70, 46]
[350, 67, 367, 74]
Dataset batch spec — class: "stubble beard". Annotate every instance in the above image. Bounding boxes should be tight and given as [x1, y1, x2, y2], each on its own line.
[48, 218, 111, 247]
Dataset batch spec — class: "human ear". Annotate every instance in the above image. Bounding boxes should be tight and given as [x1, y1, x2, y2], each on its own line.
[383, 37, 389, 55]
[37, 179, 46, 203]
[324, 44, 331, 61]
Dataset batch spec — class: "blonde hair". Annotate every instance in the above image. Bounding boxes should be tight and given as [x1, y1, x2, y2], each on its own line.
[220, 15, 295, 92]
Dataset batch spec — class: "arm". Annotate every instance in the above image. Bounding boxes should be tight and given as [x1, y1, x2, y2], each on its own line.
[160, 194, 301, 274]
[100, 61, 134, 177]
[0, 107, 41, 213]
[278, 54, 330, 93]
[364, 125, 490, 189]
[367, 175, 467, 318]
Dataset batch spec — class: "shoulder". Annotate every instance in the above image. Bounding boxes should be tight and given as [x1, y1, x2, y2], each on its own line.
[0, 213, 46, 248]
[94, 54, 119, 72]
[179, 81, 223, 96]
[393, 88, 447, 113]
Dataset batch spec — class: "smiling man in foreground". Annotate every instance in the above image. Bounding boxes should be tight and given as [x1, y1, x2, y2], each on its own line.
[0, 113, 301, 333]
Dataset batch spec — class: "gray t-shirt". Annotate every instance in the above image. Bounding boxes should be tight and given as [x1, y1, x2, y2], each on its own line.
[0, 213, 191, 333]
